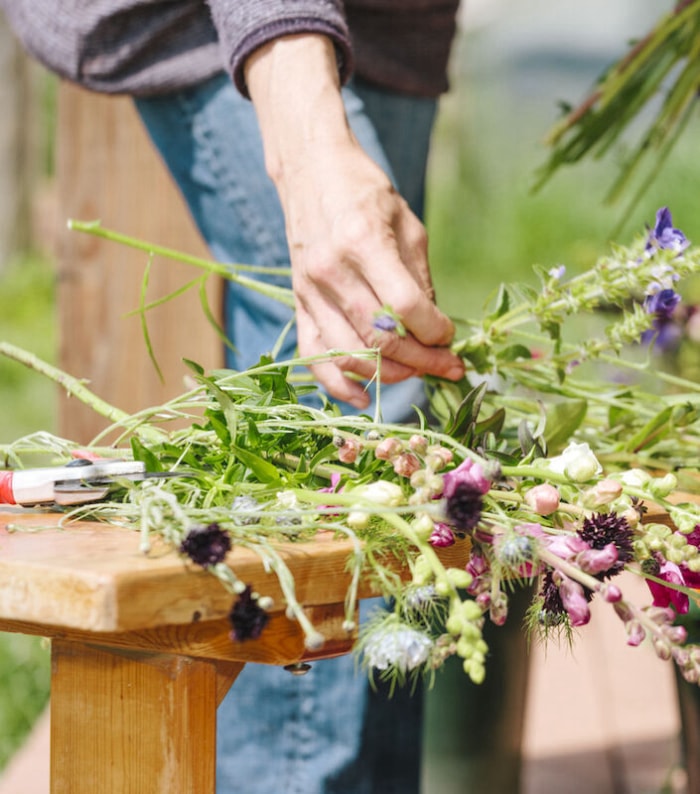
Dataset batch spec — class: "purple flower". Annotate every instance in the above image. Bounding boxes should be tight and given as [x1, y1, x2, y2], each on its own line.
[179, 522, 232, 568]
[228, 585, 270, 642]
[577, 512, 634, 577]
[646, 207, 689, 254]
[644, 288, 682, 319]
[372, 313, 399, 332]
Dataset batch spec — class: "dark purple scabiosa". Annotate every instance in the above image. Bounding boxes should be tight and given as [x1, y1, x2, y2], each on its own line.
[645, 207, 689, 254]
[179, 522, 232, 568]
[441, 458, 491, 534]
[444, 482, 486, 533]
[538, 570, 567, 627]
[228, 585, 269, 642]
[577, 512, 634, 578]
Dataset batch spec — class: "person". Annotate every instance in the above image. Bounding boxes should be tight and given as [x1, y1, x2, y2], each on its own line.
[1, 3, 529, 792]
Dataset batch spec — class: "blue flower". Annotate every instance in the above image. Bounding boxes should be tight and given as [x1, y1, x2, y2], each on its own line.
[372, 313, 398, 332]
[644, 288, 681, 319]
[645, 207, 689, 254]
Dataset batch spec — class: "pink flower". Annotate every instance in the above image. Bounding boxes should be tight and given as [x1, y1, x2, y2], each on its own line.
[524, 483, 560, 515]
[375, 437, 403, 461]
[558, 575, 591, 627]
[647, 560, 690, 614]
[429, 522, 456, 548]
[442, 458, 490, 499]
[646, 525, 700, 614]
[577, 542, 619, 575]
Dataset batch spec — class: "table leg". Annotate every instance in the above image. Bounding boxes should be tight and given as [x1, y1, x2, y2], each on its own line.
[50, 640, 224, 794]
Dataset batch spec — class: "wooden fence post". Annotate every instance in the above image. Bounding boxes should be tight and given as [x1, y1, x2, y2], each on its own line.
[55, 83, 223, 444]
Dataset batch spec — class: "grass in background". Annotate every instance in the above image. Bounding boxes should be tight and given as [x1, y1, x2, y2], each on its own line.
[0, 251, 55, 772]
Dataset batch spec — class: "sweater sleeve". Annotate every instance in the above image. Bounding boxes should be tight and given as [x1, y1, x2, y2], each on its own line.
[206, 0, 354, 96]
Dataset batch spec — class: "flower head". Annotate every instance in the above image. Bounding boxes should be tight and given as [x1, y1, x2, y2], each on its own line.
[228, 585, 270, 642]
[442, 459, 491, 498]
[645, 288, 682, 319]
[363, 626, 433, 673]
[429, 521, 456, 548]
[645, 207, 689, 254]
[548, 441, 601, 482]
[577, 512, 634, 577]
[179, 522, 232, 568]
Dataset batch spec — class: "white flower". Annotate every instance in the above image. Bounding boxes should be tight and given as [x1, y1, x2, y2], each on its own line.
[548, 441, 602, 482]
[363, 627, 433, 673]
[354, 480, 405, 507]
[616, 468, 651, 488]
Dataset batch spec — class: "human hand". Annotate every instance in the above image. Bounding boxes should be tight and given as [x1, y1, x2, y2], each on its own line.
[246, 35, 465, 408]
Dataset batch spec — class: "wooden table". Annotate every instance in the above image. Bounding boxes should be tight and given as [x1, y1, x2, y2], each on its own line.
[0, 508, 468, 793]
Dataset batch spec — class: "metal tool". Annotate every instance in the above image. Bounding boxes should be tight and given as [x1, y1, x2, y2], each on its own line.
[0, 459, 183, 507]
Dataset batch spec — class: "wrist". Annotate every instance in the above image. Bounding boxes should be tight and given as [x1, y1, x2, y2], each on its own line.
[245, 34, 354, 188]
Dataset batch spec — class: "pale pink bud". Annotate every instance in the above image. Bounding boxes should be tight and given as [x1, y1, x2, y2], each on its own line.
[409, 434, 429, 454]
[393, 452, 421, 478]
[584, 478, 623, 508]
[601, 583, 622, 603]
[626, 621, 645, 647]
[375, 437, 403, 461]
[524, 483, 560, 515]
[337, 438, 361, 464]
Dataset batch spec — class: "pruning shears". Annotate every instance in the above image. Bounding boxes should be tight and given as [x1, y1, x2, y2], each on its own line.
[0, 459, 182, 507]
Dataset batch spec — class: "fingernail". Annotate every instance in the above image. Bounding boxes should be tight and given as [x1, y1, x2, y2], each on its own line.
[446, 365, 465, 381]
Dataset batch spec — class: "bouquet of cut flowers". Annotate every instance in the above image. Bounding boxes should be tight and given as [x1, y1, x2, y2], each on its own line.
[2, 206, 700, 693]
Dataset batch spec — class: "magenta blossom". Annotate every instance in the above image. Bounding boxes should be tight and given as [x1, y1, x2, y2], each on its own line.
[429, 522, 456, 548]
[646, 526, 700, 614]
[442, 458, 491, 499]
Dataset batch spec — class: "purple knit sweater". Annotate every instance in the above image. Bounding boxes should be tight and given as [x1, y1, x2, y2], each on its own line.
[0, 0, 460, 98]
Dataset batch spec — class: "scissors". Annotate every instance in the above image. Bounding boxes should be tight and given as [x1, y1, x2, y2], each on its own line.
[0, 459, 183, 507]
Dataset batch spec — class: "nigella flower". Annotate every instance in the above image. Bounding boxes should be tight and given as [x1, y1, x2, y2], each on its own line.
[363, 626, 433, 673]
[179, 522, 232, 568]
[645, 207, 689, 254]
[577, 512, 634, 578]
[228, 585, 270, 642]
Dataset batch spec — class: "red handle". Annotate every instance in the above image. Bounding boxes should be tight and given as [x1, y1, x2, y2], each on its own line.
[0, 471, 15, 505]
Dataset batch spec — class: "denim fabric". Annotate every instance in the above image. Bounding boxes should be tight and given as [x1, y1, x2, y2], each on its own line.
[135, 74, 437, 793]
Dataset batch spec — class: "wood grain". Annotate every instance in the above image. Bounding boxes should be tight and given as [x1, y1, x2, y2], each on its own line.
[55, 83, 223, 445]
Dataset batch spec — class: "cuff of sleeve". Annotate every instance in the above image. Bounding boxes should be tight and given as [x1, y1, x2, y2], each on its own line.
[231, 19, 354, 98]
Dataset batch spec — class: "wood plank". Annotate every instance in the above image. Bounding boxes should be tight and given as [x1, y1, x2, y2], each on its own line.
[50, 640, 217, 794]
[55, 83, 224, 445]
[0, 510, 471, 632]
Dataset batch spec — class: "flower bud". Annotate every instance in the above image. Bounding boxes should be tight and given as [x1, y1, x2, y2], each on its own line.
[558, 576, 590, 626]
[582, 478, 623, 508]
[649, 473, 678, 499]
[524, 483, 560, 515]
[347, 511, 370, 530]
[412, 513, 435, 541]
[626, 621, 645, 646]
[355, 480, 405, 507]
[337, 438, 361, 464]
[375, 437, 403, 461]
[548, 442, 601, 482]
[409, 434, 428, 454]
[394, 452, 421, 478]
[600, 583, 622, 603]
[618, 468, 651, 488]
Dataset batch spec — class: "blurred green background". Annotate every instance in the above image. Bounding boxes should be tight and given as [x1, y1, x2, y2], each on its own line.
[1, 0, 700, 780]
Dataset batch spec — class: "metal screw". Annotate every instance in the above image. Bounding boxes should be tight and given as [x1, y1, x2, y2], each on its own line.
[284, 662, 312, 676]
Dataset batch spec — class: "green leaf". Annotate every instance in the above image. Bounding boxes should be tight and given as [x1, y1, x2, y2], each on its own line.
[543, 399, 588, 452]
[130, 437, 163, 472]
[231, 444, 282, 483]
[624, 405, 674, 453]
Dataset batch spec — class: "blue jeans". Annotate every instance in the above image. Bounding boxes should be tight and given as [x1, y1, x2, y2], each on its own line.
[135, 73, 438, 793]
